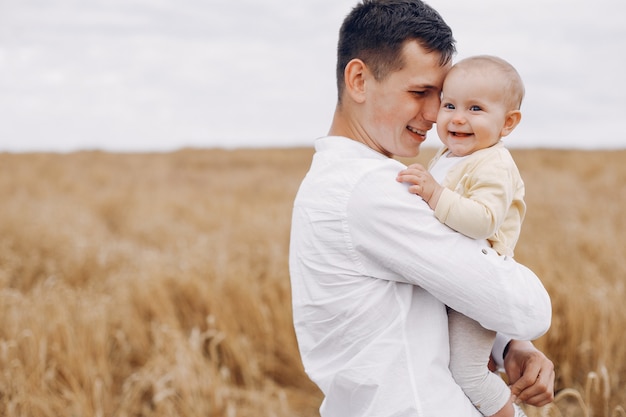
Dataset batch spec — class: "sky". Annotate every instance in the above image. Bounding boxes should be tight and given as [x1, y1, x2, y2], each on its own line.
[0, 0, 625, 153]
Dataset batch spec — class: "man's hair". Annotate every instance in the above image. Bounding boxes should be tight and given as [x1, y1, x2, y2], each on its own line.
[336, 0, 456, 101]
[454, 55, 525, 110]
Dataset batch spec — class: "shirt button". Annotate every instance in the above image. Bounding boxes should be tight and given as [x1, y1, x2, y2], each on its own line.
[481, 249, 488, 255]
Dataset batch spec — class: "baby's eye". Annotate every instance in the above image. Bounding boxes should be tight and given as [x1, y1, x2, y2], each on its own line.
[469, 105, 482, 111]
[443, 103, 455, 110]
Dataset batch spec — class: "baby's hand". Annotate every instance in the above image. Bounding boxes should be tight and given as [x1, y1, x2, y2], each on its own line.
[396, 164, 443, 209]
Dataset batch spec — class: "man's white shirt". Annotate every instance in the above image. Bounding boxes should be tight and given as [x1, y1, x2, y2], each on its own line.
[289, 136, 551, 416]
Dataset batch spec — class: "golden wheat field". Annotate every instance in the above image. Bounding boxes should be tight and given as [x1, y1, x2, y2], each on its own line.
[0, 146, 624, 417]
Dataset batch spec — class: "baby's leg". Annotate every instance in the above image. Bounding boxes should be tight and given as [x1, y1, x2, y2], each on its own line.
[448, 309, 513, 417]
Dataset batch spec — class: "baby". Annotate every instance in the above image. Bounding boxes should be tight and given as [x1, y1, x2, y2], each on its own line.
[397, 55, 531, 417]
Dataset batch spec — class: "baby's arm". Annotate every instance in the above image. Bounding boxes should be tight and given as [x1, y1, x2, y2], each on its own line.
[396, 163, 444, 210]
[398, 160, 519, 243]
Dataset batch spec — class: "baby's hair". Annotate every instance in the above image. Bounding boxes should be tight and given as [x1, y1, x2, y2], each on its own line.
[454, 55, 525, 111]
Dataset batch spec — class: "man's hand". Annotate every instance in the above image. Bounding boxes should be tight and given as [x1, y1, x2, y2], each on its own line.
[504, 340, 555, 407]
[396, 163, 443, 209]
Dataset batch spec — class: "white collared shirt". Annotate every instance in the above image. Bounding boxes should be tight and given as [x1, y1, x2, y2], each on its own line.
[289, 136, 551, 417]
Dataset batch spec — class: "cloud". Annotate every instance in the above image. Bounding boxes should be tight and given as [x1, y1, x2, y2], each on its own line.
[0, 0, 624, 151]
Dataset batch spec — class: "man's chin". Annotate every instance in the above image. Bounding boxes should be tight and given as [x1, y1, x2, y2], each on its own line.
[396, 145, 421, 159]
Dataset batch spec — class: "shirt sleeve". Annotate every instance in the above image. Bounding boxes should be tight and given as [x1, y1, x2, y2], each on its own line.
[348, 161, 551, 341]
[492, 333, 511, 370]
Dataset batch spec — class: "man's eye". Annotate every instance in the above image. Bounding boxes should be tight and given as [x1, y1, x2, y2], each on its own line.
[411, 91, 426, 96]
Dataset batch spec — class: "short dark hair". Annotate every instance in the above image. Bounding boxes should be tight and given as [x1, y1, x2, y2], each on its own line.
[336, 0, 456, 100]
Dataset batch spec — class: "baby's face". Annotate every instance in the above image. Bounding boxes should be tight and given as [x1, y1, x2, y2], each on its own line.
[436, 67, 512, 157]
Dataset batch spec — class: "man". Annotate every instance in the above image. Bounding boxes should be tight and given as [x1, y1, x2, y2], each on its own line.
[289, 1, 555, 416]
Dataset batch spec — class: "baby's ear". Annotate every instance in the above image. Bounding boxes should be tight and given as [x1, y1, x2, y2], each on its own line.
[501, 110, 522, 137]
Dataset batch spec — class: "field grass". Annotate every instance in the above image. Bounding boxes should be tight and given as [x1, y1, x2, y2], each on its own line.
[0, 146, 624, 416]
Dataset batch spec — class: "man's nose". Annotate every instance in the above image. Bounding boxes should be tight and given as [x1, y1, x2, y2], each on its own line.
[423, 96, 440, 123]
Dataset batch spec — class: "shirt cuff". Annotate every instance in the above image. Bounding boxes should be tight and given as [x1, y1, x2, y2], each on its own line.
[492, 333, 511, 370]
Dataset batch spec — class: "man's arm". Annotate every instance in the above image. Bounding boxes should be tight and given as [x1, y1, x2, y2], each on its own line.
[350, 161, 551, 340]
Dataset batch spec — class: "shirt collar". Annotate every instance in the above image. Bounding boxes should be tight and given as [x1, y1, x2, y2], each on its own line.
[314, 136, 389, 161]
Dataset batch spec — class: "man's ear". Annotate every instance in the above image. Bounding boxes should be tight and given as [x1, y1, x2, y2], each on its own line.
[344, 59, 368, 103]
[501, 110, 522, 137]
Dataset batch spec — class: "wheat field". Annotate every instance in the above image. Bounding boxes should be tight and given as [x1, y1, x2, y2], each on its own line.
[0, 147, 624, 417]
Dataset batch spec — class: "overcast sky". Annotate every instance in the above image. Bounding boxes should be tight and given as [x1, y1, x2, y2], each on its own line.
[1, 0, 624, 152]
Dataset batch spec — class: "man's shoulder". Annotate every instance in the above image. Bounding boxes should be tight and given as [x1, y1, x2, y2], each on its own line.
[312, 138, 405, 182]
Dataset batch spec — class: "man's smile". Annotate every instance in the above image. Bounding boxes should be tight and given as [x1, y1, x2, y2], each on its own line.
[407, 126, 427, 138]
